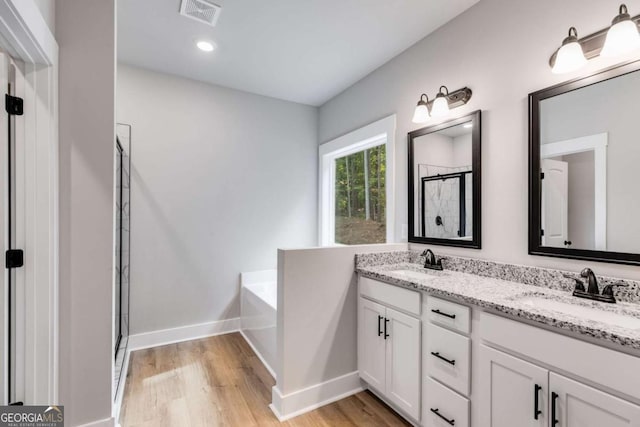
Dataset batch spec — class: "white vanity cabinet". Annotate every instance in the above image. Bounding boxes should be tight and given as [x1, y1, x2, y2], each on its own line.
[481, 345, 640, 427]
[480, 313, 640, 427]
[358, 277, 422, 422]
[480, 345, 549, 427]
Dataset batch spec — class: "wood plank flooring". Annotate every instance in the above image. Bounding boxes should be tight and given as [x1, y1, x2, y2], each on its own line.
[120, 332, 410, 427]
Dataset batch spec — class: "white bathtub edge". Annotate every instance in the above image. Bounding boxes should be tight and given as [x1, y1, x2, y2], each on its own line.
[239, 329, 276, 379]
[270, 371, 363, 421]
[127, 317, 241, 351]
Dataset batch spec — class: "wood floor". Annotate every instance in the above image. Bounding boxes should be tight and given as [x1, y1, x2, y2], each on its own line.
[120, 332, 410, 427]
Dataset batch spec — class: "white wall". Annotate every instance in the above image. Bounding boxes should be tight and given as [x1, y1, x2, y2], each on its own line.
[116, 64, 318, 335]
[56, 0, 115, 425]
[274, 243, 406, 417]
[33, 0, 54, 33]
[318, 0, 640, 280]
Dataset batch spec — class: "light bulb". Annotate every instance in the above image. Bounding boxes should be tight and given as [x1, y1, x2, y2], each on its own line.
[412, 94, 430, 124]
[431, 95, 449, 118]
[551, 27, 587, 74]
[602, 21, 640, 57]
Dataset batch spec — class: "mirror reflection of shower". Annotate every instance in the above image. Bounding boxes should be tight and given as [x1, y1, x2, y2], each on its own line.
[419, 164, 472, 239]
[114, 124, 131, 399]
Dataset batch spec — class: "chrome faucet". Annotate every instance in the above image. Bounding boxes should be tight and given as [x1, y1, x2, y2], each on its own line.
[421, 249, 443, 271]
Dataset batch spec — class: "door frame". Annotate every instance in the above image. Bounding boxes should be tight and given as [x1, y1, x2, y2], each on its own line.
[0, 0, 58, 404]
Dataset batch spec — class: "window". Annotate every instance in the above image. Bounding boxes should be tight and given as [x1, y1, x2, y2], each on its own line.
[319, 115, 395, 246]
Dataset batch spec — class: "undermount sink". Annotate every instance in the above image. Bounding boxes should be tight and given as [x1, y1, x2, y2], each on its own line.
[390, 269, 449, 281]
[517, 294, 640, 330]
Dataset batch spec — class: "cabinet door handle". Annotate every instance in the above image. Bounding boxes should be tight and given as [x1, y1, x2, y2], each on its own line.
[430, 408, 455, 425]
[431, 309, 456, 319]
[534, 384, 542, 420]
[430, 351, 456, 366]
[377, 315, 383, 337]
[551, 392, 559, 426]
[384, 318, 390, 339]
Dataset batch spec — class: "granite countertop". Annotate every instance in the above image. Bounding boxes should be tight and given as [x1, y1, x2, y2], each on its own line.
[357, 261, 640, 351]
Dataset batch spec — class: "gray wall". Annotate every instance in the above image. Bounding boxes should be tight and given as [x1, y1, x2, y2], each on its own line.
[318, 0, 640, 280]
[57, 0, 115, 425]
[116, 65, 318, 335]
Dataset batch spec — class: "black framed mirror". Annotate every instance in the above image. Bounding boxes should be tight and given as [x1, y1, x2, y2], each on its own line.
[408, 110, 481, 248]
[529, 60, 640, 265]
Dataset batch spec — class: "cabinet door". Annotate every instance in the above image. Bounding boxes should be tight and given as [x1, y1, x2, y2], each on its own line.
[480, 345, 548, 427]
[358, 297, 386, 391]
[550, 373, 640, 427]
[385, 307, 421, 421]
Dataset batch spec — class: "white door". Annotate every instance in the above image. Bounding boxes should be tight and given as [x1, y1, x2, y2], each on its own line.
[479, 345, 548, 427]
[550, 373, 640, 427]
[385, 307, 421, 421]
[541, 159, 569, 248]
[358, 297, 386, 391]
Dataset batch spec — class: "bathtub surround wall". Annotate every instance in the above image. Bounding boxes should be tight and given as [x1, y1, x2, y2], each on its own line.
[272, 243, 406, 420]
[318, 0, 640, 280]
[116, 65, 318, 335]
[57, 0, 116, 425]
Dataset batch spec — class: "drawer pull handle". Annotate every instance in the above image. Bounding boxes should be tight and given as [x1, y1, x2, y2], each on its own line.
[534, 384, 542, 420]
[431, 351, 456, 366]
[430, 408, 455, 425]
[431, 309, 456, 319]
[377, 315, 383, 337]
[551, 392, 559, 426]
[384, 318, 390, 340]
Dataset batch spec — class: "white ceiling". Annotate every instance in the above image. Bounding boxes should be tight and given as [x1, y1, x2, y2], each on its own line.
[118, 0, 479, 106]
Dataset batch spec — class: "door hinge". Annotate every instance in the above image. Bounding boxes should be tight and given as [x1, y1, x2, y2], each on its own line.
[540, 172, 545, 180]
[5, 249, 23, 268]
[541, 229, 545, 237]
[5, 94, 23, 116]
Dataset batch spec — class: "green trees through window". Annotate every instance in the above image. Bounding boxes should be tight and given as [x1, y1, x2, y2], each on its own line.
[334, 145, 386, 244]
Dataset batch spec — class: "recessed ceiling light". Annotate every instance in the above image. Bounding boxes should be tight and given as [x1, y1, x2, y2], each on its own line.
[196, 40, 215, 52]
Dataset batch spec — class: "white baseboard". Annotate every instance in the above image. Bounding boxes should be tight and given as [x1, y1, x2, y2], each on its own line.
[270, 371, 363, 421]
[127, 317, 241, 351]
[76, 416, 115, 427]
[239, 329, 276, 379]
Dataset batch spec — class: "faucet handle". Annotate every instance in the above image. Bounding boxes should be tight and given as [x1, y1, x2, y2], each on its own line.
[563, 274, 585, 292]
[602, 282, 628, 297]
[421, 249, 429, 257]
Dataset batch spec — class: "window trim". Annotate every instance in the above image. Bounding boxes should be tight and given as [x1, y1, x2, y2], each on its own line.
[318, 114, 396, 246]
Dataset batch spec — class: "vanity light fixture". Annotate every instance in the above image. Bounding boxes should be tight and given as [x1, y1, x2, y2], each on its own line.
[549, 4, 640, 74]
[412, 94, 430, 123]
[411, 86, 472, 123]
[601, 4, 640, 57]
[552, 27, 588, 74]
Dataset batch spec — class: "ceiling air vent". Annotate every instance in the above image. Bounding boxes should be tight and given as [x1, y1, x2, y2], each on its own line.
[179, 0, 222, 27]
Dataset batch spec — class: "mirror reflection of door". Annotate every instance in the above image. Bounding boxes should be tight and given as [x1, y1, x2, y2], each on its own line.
[541, 159, 568, 248]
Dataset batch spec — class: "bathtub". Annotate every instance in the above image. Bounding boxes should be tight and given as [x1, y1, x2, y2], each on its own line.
[240, 270, 277, 378]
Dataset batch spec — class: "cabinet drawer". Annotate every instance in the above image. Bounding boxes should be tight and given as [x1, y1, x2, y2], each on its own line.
[423, 377, 469, 427]
[425, 296, 470, 335]
[360, 276, 421, 316]
[425, 323, 471, 396]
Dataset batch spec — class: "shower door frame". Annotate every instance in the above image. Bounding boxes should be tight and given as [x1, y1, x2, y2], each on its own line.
[420, 171, 471, 239]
